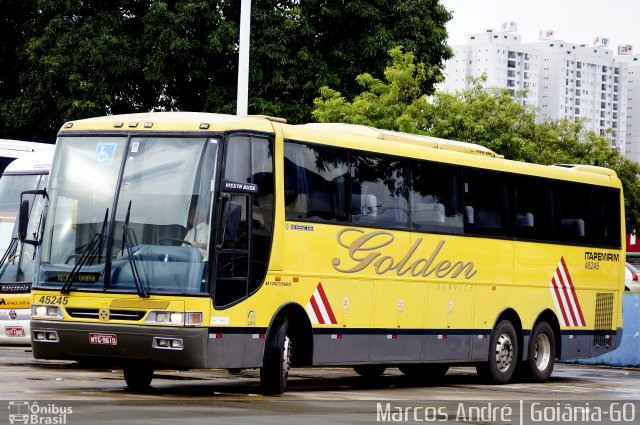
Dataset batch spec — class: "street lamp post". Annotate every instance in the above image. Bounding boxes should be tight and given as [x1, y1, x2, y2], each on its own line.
[236, 0, 251, 116]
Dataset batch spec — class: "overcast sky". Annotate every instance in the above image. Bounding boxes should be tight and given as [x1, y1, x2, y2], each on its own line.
[441, 0, 640, 52]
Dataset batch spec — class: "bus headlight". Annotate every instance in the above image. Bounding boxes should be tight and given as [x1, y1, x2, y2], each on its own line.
[32, 305, 64, 320]
[146, 311, 202, 326]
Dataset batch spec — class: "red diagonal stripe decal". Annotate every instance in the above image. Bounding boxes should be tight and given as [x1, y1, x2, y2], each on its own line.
[308, 295, 325, 325]
[560, 257, 586, 326]
[316, 282, 337, 324]
[551, 274, 571, 326]
[550, 257, 586, 327]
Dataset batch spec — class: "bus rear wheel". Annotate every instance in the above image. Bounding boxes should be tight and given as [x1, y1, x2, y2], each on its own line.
[260, 318, 292, 394]
[523, 321, 555, 382]
[123, 365, 154, 391]
[477, 320, 518, 384]
[354, 365, 386, 378]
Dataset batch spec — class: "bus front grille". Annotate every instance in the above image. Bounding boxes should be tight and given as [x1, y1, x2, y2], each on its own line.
[65, 308, 146, 321]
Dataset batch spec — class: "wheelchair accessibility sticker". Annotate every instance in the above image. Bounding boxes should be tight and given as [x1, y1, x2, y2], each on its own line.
[95, 143, 117, 165]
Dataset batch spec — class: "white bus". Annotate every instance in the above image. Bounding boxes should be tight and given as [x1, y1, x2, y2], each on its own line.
[0, 139, 50, 175]
[0, 148, 54, 344]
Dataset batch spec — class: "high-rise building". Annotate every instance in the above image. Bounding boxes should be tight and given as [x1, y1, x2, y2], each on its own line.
[446, 28, 539, 107]
[444, 26, 636, 160]
[615, 52, 640, 162]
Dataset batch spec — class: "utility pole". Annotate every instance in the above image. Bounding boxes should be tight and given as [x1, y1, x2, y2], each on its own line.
[236, 0, 251, 116]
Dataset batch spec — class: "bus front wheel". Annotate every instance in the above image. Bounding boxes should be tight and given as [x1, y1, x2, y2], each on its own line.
[523, 321, 555, 382]
[260, 318, 292, 394]
[477, 320, 518, 384]
[123, 365, 154, 391]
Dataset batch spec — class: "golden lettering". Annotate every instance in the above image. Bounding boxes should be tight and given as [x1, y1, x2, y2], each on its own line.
[434, 260, 452, 278]
[333, 229, 478, 280]
[450, 261, 478, 279]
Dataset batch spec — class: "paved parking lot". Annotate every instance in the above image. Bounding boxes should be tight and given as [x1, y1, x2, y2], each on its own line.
[0, 346, 638, 424]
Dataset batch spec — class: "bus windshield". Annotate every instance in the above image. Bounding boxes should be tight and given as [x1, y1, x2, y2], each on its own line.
[0, 174, 48, 253]
[0, 173, 48, 282]
[37, 136, 218, 296]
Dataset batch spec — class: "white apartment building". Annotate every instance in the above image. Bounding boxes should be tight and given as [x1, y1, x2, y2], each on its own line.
[447, 28, 539, 107]
[531, 40, 625, 151]
[615, 54, 640, 162]
[445, 26, 633, 159]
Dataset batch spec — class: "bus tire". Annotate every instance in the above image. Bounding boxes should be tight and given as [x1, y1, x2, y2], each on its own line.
[477, 320, 518, 384]
[260, 318, 292, 394]
[354, 365, 386, 378]
[524, 321, 555, 382]
[399, 364, 449, 379]
[123, 365, 153, 391]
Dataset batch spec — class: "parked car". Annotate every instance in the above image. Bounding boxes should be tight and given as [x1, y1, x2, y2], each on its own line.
[625, 262, 640, 292]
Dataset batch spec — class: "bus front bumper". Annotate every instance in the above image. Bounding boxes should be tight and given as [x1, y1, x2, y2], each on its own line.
[30, 320, 208, 369]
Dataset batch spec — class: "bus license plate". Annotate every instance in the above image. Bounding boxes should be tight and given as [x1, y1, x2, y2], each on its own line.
[5, 327, 25, 337]
[89, 333, 118, 345]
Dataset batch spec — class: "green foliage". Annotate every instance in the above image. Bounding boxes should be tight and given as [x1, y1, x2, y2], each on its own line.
[312, 46, 434, 133]
[0, 0, 453, 140]
[313, 49, 640, 231]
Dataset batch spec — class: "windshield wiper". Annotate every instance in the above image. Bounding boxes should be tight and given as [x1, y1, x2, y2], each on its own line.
[60, 208, 109, 295]
[122, 200, 149, 298]
[0, 237, 19, 273]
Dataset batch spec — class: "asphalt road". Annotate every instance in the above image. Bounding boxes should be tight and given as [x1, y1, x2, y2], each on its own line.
[0, 346, 638, 424]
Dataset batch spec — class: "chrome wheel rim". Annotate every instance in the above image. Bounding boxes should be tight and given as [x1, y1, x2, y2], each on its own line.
[534, 333, 551, 371]
[495, 333, 514, 372]
[282, 335, 292, 378]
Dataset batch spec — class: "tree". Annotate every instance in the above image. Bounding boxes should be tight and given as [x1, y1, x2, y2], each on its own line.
[0, 0, 39, 139]
[313, 48, 640, 230]
[251, 0, 452, 123]
[0, 0, 453, 141]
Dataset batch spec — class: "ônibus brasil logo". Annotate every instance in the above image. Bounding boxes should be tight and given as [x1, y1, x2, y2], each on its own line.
[8, 401, 73, 424]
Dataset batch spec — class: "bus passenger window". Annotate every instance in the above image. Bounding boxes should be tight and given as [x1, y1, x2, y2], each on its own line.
[284, 142, 348, 222]
[556, 183, 590, 243]
[463, 169, 508, 237]
[410, 161, 463, 234]
[350, 154, 408, 228]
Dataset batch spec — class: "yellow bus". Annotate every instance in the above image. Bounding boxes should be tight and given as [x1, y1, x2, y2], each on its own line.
[23, 112, 624, 394]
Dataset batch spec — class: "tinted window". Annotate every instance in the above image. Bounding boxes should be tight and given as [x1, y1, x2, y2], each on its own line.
[284, 142, 348, 221]
[463, 169, 509, 236]
[514, 176, 553, 240]
[282, 141, 621, 248]
[555, 182, 620, 247]
[350, 153, 409, 228]
[410, 161, 463, 234]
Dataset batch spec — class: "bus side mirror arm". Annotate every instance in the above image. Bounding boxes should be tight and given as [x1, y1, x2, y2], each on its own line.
[18, 189, 48, 246]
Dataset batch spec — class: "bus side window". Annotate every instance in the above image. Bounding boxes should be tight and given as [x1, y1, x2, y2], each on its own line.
[463, 169, 508, 237]
[350, 153, 408, 228]
[283, 142, 348, 222]
[410, 161, 463, 234]
[556, 182, 590, 243]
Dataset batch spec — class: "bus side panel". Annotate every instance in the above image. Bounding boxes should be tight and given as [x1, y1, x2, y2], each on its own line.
[370, 278, 424, 363]
[513, 241, 623, 360]
[433, 236, 512, 362]
[309, 274, 373, 365]
[370, 232, 422, 362]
